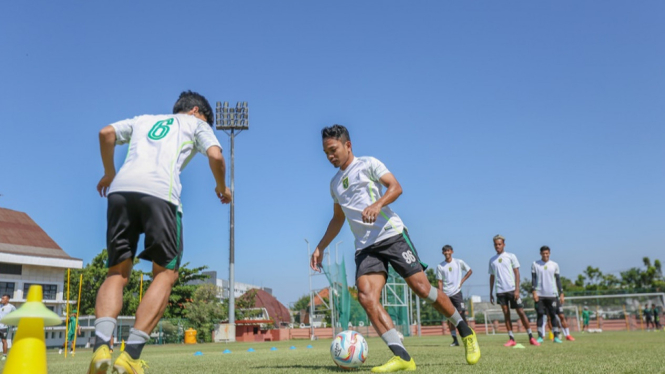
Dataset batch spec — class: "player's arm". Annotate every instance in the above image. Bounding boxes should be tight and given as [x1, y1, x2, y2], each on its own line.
[362, 173, 402, 224]
[97, 125, 117, 197]
[206, 146, 231, 204]
[310, 203, 346, 272]
[513, 267, 521, 300]
[489, 274, 495, 305]
[438, 280, 443, 291]
[531, 270, 538, 302]
[460, 268, 473, 286]
[555, 273, 564, 304]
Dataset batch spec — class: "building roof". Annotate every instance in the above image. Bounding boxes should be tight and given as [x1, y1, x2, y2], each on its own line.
[0, 207, 82, 265]
[238, 288, 291, 326]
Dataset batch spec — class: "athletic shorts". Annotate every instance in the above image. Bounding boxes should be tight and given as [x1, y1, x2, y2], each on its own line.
[556, 303, 564, 315]
[496, 291, 524, 309]
[448, 291, 466, 313]
[536, 297, 558, 317]
[355, 230, 426, 281]
[0, 328, 7, 340]
[107, 192, 183, 270]
[67, 332, 75, 342]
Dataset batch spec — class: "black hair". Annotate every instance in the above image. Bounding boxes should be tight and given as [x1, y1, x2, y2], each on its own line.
[173, 90, 214, 126]
[442, 245, 453, 251]
[322, 124, 351, 143]
[540, 245, 550, 253]
[1, 294, 10, 299]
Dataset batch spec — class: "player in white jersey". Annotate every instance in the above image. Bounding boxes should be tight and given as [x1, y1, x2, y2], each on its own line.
[0, 294, 16, 360]
[310, 125, 480, 372]
[436, 245, 473, 347]
[531, 245, 563, 344]
[488, 235, 539, 347]
[88, 91, 232, 374]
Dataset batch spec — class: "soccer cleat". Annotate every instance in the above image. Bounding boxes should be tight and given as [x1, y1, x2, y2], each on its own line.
[370, 356, 416, 372]
[565, 335, 575, 341]
[503, 340, 517, 347]
[462, 331, 480, 365]
[529, 337, 541, 346]
[553, 337, 563, 344]
[112, 351, 149, 374]
[450, 340, 460, 347]
[536, 337, 543, 343]
[87, 345, 112, 374]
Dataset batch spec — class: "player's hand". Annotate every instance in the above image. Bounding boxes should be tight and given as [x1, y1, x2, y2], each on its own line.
[560, 294, 565, 305]
[490, 294, 495, 305]
[514, 290, 520, 301]
[97, 173, 115, 197]
[362, 203, 382, 224]
[310, 248, 324, 272]
[533, 294, 539, 303]
[216, 185, 232, 204]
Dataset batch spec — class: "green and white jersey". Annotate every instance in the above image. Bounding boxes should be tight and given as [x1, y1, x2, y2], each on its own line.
[436, 258, 471, 296]
[488, 251, 520, 294]
[330, 156, 405, 250]
[531, 260, 560, 297]
[0, 303, 16, 329]
[108, 114, 221, 208]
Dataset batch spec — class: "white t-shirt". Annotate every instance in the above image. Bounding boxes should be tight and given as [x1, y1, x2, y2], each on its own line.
[436, 258, 471, 296]
[532, 260, 560, 297]
[108, 114, 221, 208]
[488, 251, 520, 294]
[330, 156, 405, 250]
[0, 303, 16, 329]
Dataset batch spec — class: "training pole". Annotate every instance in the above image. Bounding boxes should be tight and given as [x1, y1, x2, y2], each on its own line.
[64, 269, 70, 358]
[139, 274, 143, 302]
[72, 274, 83, 354]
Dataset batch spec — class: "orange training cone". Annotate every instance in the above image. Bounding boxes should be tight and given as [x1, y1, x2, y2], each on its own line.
[1, 285, 62, 374]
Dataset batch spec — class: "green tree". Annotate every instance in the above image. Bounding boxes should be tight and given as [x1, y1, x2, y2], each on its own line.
[183, 283, 226, 342]
[162, 263, 209, 318]
[291, 294, 311, 323]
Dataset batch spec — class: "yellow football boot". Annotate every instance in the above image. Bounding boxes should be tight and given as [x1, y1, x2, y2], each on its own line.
[371, 356, 416, 372]
[86, 345, 112, 374]
[112, 351, 148, 374]
[462, 330, 481, 365]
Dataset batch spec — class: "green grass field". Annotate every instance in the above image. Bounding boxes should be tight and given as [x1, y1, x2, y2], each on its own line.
[10, 331, 664, 373]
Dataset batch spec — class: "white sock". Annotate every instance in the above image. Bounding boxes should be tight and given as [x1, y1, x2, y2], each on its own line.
[508, 331, 514, 339]
[564, 328, 570, 336]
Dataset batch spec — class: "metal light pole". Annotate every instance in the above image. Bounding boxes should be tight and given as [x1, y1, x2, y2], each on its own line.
[216, 101, 249, 329]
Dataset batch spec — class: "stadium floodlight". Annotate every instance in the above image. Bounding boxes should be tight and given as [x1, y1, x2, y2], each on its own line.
[215, 101, 249, 334]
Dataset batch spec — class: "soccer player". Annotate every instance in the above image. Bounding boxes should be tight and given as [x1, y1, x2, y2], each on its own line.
[644, 304, 654, 331]
[63, 310, 81, 355]
[653, 304, 661, 330]
[0, 294, 16, 360]
[531, 246, 563, 344]
[88, 91, 232, 374]
[582, 306, 590, 332]
[436, 245, 473, 347]
[310, 125, 480, 372]
[489, 235, 539, 346]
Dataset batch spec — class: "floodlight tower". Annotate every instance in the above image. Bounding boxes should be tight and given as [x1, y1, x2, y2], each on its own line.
[215, 101, 249, 329]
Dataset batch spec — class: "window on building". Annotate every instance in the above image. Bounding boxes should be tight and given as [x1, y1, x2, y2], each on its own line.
[0, 282, 15, 298]
[0, 263, 22, 276]
[59, 332, 63, 339]
[23, 284, 57, 300]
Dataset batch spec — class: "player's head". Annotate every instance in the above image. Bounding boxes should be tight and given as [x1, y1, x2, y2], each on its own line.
[322, 124, 353, 169]
[442, 245, 453, 261]
[1, 294, 9, 304]
[493, 234, 505, 254]
[173, 90, 214, 126]
[540, 245, 550, 262]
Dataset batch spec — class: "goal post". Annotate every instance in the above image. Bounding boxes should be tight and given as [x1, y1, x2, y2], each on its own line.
[565, 293, 665, 332]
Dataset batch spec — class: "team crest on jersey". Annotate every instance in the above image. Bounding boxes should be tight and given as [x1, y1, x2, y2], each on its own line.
[498, 258, 503, 263]
[342, 177, 349, 189]
[544, 265, 548, 270]
[449, 267, 452, 271]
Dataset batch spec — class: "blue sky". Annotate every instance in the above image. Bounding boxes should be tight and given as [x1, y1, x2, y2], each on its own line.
[1, 1, 663, 306]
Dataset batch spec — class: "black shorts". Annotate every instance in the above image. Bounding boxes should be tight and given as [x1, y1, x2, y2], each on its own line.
[497, 292, 524, 309]
[107, 192, 183, 270]
[355, 230, 426, 281]
[0, 328, 7, 340]
[536, 297, 558, 317]
[449, 291, 466, 313]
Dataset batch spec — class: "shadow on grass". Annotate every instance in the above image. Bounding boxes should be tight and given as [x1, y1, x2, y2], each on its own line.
[250, 364, 349, 371]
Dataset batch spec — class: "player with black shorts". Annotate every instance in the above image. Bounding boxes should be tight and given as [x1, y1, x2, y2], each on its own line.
[88, 91, 232, 374]
[310, 125, 480, 371]
[489, 235, 539, 347]
[531, 246, 563, 344]
[436, 245, 473, 347]
[0, 295, 16, 360]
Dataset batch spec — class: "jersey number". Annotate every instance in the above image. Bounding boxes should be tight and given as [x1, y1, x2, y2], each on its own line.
[148, 118, 174, 140]
[402, 250, 417, 264]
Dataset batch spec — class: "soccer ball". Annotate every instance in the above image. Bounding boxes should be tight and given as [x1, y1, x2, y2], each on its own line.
[330, 330, 368, 370]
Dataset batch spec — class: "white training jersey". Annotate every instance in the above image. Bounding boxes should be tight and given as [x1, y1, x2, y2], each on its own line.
[488, 251, 520, 294]
[0, 303, 16, 329]
[532, 260, 560, 297]
[330, 156, 405, 250]
[108, 114, 222, 209]
[436, 258, 471, 296]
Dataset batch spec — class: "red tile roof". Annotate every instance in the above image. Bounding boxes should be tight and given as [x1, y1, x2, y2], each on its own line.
[238, 289, 291, 326]
[0, 207, 80, 260]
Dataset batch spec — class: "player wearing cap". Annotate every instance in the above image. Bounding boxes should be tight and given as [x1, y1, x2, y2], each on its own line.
[489, 235, 539, 347]
[436, 245, 473, 347]
[311, 125, 480, 372]
[531, 246, 563, 344]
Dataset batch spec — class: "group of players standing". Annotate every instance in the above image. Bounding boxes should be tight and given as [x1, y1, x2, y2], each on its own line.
[436, 235, 576, 347]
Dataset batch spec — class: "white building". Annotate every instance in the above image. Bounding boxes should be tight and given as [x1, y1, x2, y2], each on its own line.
[189, 271, 272, 300]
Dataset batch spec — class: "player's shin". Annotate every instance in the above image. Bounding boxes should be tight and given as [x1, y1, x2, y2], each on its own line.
[425, 286, 473, 338]
[381, 329, 411, 361]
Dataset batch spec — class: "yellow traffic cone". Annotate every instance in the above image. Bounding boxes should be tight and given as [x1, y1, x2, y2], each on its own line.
[1, 285, 62, 374]
[120, 339, 125, 352]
